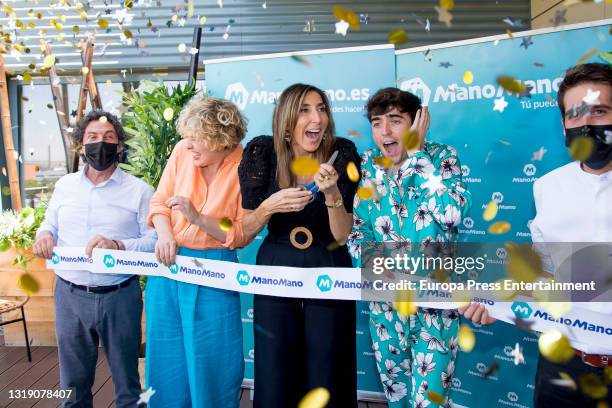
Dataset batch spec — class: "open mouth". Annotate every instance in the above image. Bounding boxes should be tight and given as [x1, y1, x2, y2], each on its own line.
[382, 140, 400, 156]
[305, 130, 321, 141]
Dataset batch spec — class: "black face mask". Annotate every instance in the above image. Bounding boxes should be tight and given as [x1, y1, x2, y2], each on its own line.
[564, 124, 612, 170]
[84, 141, 119, 171]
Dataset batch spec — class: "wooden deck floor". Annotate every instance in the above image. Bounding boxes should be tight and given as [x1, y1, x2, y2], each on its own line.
[0, 338, 386, 408]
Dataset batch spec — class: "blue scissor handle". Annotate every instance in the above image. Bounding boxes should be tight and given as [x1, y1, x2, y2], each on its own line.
[299, 181, 319, 200]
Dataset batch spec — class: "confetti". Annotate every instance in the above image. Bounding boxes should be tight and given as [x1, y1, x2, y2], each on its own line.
[520, 36, 533, 49]
[600, 51, 612, 65]
[439, 61, 453, 68]
[506, 243, 543, 282]
[483, 200, 498, 221]
[538, 301, 572, 319]
[18, 273, 40, 295]
[550, 372, 577, 390]
[506, 30, 515, 39]
[578, 373, 608, 399]
[326, 240, 345, 251]
[1, 186, 10, 196]
[290, 55, 311, 66]
[359, 14, 369, 24]
[440, 0, 454, 10]
[22, 73, 32, 85]
[510, 342, 525, 365]
[106, 79, 112, 86]
[163, 108, 174, 121]
[532, 147, 547, 161]
[457, 325, 475, 352]
[356, 186, 375, 201]
[219, 217, 233, 231]
[550, 9, 567, 27]
[298, 387, 330, 408]
[434, 6, 453, 27]
[503, 17, 524, 27]
[290, 157, 320, 177]
[200, 16, 207, 25]
[493, 96, 508, 112]
[569, 137, 594, 161]
[82, 67, 89, 75]
[41, 55, 56, 69]
[333, 6, 359, 30]
[497, 76, 528, 95]
[178, 43, 187, 53]
[137, 387, 156, 405]
[335, 20, 349, 36]
[373, 156, 392, 169]
[604, 366, 612, 384]
[388, 30, 408, 45]
[401, 129, 420, 151]
[427, 391, 445, 404]
[463, 71, 474, 85]
[577, 48, 597, 65]
[346, 162, 360, 182]
[98, 18, 109, 29]
[582, 88, 601, 105]
[99, 116, 108, 123]
[187, 0, 194, 18]
[394, 290, 416, 316]
[483, 361, 499, 378]
[488, 221, 511, 234]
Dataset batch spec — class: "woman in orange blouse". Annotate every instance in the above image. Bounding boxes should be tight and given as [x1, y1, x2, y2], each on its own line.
[145, 96, 249, 408]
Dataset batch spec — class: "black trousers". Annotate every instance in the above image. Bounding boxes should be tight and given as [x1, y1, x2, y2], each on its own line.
[534, 354, 612, 408]
[253, 294, 357, 408]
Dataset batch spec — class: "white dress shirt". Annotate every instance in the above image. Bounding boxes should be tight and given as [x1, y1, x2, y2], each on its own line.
[38, 165, 157, 286]
[530, 160, 612, 354]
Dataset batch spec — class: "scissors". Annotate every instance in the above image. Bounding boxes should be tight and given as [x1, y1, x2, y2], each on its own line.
[300, 150, 339, 201]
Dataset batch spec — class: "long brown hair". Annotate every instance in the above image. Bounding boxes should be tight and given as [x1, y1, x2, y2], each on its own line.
[273, 83, 336, 188]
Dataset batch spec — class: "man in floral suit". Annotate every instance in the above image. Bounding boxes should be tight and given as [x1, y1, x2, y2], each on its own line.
[348, 88, 473, 407]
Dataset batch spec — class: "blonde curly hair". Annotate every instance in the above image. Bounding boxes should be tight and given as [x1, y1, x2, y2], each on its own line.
[176, 96, 247, 151]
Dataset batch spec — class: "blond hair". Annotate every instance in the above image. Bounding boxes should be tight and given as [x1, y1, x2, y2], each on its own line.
[273, 84, 336, 188]
[177, 96, 247, 151]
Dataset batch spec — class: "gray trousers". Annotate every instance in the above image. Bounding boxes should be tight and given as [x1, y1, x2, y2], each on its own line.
[54, 276, 142, 408]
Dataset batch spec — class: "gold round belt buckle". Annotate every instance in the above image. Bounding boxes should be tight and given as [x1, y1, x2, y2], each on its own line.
[289, 226, 313, 250]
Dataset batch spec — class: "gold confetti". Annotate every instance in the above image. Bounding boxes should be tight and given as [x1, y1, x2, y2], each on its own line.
[463, 71, 474, 85]
[18, 273, 40, 295]
[401, 129, 420, 151]
[388, 30, 408, 45]
[483, 200, 498, 221]
[394, 290, 417, 317]
[1, 186, 10, 196]
[553, 372, 577, 390]
[538, 329, 574, 363]
[123, 29, 133, 39]
[506, 29, 514, 39]
[187, 0, 194, 18]
[72, 25, 80, 33]
[357, 186, 375, 201]
[298, 387, 330, 408]
[290, 157, 320, 177]
[427, 390, 445, 405]
[604, 366, 612, 384]
[440, 0, 454, 10]
[82, 67, 89, 74]
[326, 240, 345, 251]
[458, 325, 475, 352]
[373, 156, 392, 169]
[163, 108, 174, 121]
[106, 79, 112, 86]
[497, 76, 528, 94]
[333, 6, 359, 30]
[22, 72, 32, 85]
[346, 162, 360, 182]
[219, 217, 233, 231]
[538, 302, 571, 319]
[200, 16, 207, 25]
[488, 221, 511, 234]
[569, 136, 593, 161]
[99, 116, 108, 123]
[98, 18, 109, 30]
[577, 48, 597, 65]
[505, 243, 543, 282]
[125, 0, 134, 8]
[178, 43, 187, 53]
[578, 373, 608, 400]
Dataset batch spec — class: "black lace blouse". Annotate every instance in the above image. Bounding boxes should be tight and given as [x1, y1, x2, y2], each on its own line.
[238, 135, 361, 267]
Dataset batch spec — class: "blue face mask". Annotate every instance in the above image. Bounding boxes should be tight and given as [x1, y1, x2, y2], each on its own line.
[84, 141, 119, 171]
[564, 124, 612, 170]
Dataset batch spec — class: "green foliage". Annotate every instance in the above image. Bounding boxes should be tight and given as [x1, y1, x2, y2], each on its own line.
[0, 200, 48, 268]
[119, 80, 198, 188]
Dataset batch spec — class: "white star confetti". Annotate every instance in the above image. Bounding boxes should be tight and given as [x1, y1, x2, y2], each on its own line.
[223, 32, 229, 40]
[217, 0, 223, 8]
[531, 146, 547, 161]
[421, 173, 445, 194]
[510, 342, 525, 365]
[137, 387, 156, 405]
[582, 88, 601, 106]
[335, 20, 349, 36]
[493, 96, 508, 112]
[262, 1, 267, 8]
[177, 43, 186, 52]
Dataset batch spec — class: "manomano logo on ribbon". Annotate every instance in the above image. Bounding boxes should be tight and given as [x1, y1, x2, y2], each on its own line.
[235, 269, 303, 288]
[102, 253, 158, 269]
[51, 252, 60, 264]
[316, 275, 372, 292]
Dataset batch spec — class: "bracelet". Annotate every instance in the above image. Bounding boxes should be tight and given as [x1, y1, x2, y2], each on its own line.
[325, 197, 344, 208]
[112, 239, 121, 250]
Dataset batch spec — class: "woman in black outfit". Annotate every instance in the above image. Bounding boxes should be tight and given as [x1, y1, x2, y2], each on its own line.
[238, 83, 361, 407]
